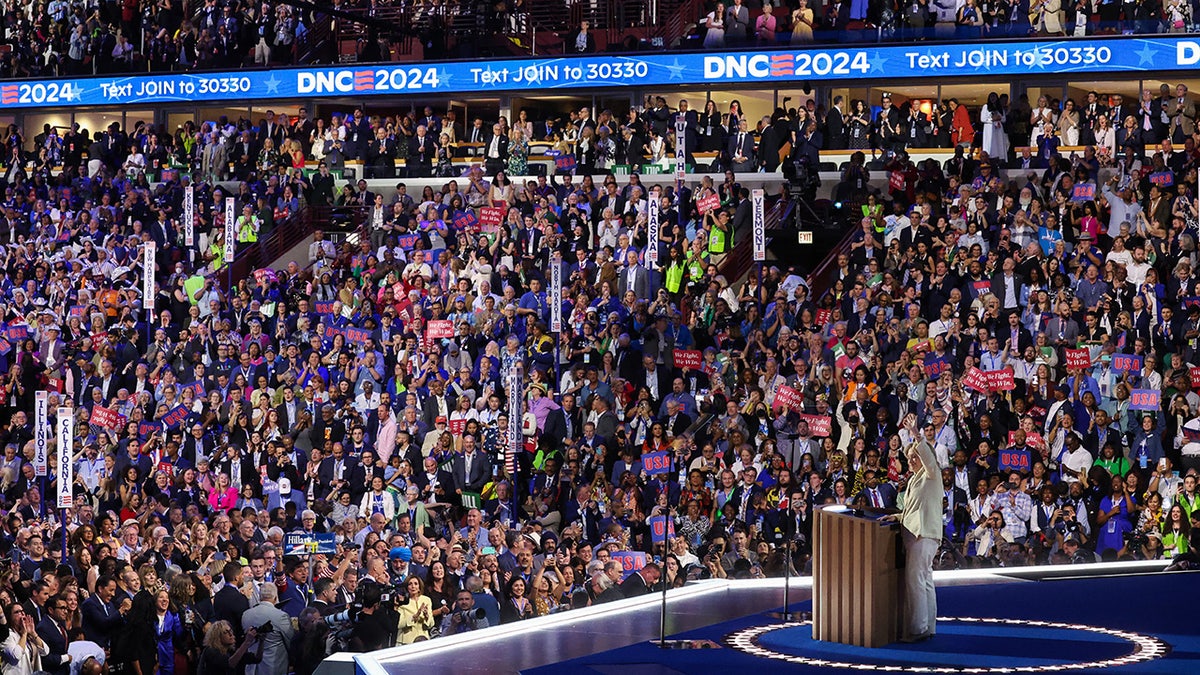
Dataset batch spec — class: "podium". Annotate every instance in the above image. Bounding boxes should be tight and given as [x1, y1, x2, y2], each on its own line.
[811, 505, 902, 648]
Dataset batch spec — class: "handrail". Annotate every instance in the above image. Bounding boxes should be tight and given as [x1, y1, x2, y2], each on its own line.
[222, 204, 367, 291]
[716, 195, 784, 287]
[805, 225, 859, 301]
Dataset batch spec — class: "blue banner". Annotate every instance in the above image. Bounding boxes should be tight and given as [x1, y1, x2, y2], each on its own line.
[642, 450, 673, 476]
[1129, 389, 1161, 411]
[6, 36, 1200, 109]
[284, 532, 337, 556]
[649, 515, 675, 545]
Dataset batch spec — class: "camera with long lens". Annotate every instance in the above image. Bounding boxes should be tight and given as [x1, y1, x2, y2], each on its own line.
[453, 607, 486, 622]
[1123, 531, 1149, 549]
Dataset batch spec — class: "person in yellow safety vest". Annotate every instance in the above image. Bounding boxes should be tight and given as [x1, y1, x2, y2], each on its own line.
[862, 193, 885, 236]
[664, 246, 687, 299]
[210, 230, 229, 271]
[706, 208, 731, 264]
[685, 239, 708, 283]
[235, 204, 260, 255]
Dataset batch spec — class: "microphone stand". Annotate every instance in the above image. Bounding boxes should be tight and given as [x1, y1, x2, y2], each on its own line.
[659, 505, 670, 648]
[783, 535, 793, 621]
[659, 454, 678, 648]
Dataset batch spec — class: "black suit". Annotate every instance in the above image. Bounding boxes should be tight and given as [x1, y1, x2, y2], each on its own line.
[453, 451, 491, 494]
[673, 110, 699, 159]
[22, 600, 45, 626]
[564, 28, 596, 54]
[88, 375, 120, 403]
[421, 394, 457, 430]
[825, 106, 846, 149]
[517, 226, 543, 258]
[465, 125, 490, 144]
[614, 346, 643, 382]
[543, 406, 582, 443]
[318, 455, 359, 496]
[727, 130, 756, 171]
[346, 118, 372, 160]
[276, 400, 302, 434]
[414, 469, 455, 502]
[731, 197, 751, 245]
[595, 192, 626, 224]
[663, 412, 693, 438]
[618, 571, 653, 597]
[409, 134, 437, 176]
[312, 171, 336, 206]
[998, 325, 1033, 354]
[366, 137, 396, 178]
[989, 272, 1024, 313]
[213, 583, 251, 639]
[482, 134, 510, 176]
[638, 367, 674, 409]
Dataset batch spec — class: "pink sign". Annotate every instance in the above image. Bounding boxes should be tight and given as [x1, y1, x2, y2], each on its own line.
[799, 414, 831, 437]
[963, 367, 990, 394]
[673, 349, 702, 370]
[984, 369, 1016, 391]
[697, 193, 721, 214]
[427, 319, 455, 339]
[775, 385, 804, 412]
[1064, 348, 1091, 370]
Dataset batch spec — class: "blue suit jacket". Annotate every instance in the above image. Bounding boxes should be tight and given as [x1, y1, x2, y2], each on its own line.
[80, 595, 122, 648]
[278, 580, 309, 618]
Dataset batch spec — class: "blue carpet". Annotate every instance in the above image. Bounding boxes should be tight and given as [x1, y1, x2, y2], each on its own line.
[524, 572, 1200, 674]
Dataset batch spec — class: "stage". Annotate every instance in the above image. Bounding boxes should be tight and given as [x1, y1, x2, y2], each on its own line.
[325, 561, 1200, 675]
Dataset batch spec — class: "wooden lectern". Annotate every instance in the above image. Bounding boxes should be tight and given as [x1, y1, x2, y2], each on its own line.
[812, 505, 902, 648]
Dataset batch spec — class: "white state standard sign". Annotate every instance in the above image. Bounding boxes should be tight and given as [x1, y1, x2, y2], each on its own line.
[184, 185, 195, 246]
[675, 119, 687, 180]
[144, 242, 156, 311]
[647, 196, 660, 265]
[550, 255, 562, 333]
[57, 408, 72, 508]
[224, 199, 236, 263]
[752, 189, 765, 262]
[34, 391, 48, 476]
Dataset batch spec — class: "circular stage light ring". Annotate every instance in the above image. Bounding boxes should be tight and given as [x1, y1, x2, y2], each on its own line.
[724, 616, 1171, 673]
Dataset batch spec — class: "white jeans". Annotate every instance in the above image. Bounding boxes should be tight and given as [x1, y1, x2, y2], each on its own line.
[902, 529, 939, 637]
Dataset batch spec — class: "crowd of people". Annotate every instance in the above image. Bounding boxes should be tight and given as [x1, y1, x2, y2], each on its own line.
[693, 0, 1200, 47]
[4, 0, 1200, 82]
[0, 79, 1199, 675]
[0, 0, 337, 78]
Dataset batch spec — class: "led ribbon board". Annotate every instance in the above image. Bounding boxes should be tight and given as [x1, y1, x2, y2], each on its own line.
[7, 37, 1200, 108]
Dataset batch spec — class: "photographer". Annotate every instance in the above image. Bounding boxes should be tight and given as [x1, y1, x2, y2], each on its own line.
[239, 583, 293, 675]
[1052, 503, 1089, 548]
[196, 621, 262, 675]
[440, 590, 489, 636]
[347, 582, 391, 652]
[291, 608, 330, 675]
[1060, 535, 1100, 564]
